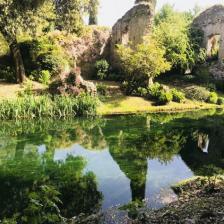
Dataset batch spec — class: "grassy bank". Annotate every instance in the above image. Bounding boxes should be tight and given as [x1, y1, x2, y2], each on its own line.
[97, 95, 223, 115]
[0, 94, 98, 119]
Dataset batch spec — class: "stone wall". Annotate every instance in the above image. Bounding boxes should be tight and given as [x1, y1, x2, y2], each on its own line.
[60, 27, 111, 79]
[193, 5, 224, 61]
[111, 1, 155, 49]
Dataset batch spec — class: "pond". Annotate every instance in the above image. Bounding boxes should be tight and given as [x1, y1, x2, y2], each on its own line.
[0, 109, 224, 222]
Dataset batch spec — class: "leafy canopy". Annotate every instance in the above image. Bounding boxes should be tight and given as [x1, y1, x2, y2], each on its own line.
[117, 37, 171, 84]
[153, 4, 206, 72]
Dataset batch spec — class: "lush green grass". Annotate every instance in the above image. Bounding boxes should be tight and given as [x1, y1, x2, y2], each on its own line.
[97, 95, 222, 115]
[0, 94, 98, 120]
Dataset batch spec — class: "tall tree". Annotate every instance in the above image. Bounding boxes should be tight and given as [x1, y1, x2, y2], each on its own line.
[0, 0, 54, 83]
[88, 0, 99, 25]
[55, 0, 90, 35]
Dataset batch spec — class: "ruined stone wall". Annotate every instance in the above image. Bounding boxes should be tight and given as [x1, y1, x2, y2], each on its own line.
[111, 1, 155, 48]
[193, 5, 224, 61]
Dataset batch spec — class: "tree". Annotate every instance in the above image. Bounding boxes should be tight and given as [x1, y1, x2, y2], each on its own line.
[88, 0, 99, 25]
[0, 0, 54, 83]
[117, 37, 171, 87]
[55, 0, 90, 34]
[153, 4, 205, 72]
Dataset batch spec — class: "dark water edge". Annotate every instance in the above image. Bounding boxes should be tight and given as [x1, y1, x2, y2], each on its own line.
[0, 108, 223, 223]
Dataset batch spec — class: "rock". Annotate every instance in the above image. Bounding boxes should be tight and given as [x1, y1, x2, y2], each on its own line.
[49, 67, 97, 96]
[111, 0, 156, 68]
[111, 1, 155, 48]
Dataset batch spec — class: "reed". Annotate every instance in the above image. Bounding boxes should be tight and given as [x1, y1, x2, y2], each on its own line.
[0, 94, 98, 120]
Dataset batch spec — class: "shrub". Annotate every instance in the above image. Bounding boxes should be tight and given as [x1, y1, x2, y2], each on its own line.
[20, 37, 70, 78]
[208, 92, 218, 104]
[38, 70, 51, 85]
[158, 90, 173, 105]
[183, 75, 195, 82]
[184, 86, 210, 102]
[148, 82, 161, 98]
[217, 97, 224, 105]
[0, 65, 16, 83]
[148, 83, 173, 105]
[171, 88, 185, 103]
[117, 37, 171, 89]
[95, 59, 109, 80]
[137, 87, 148, 97]
[97, 83, 108, 96]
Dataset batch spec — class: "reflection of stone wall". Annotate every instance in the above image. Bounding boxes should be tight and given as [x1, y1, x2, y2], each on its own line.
[193, 5, 224, 61]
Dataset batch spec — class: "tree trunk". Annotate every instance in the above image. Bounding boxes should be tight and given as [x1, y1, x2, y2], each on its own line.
[148, 77, 153, 87]
[10, 41, 26, 83]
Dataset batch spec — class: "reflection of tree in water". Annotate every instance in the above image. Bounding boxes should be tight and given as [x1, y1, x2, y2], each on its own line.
[0, 119, 105, 223]
[1, 111, 224, 221]
[0, 154, 102, 222]
[102, 116, 187, 202]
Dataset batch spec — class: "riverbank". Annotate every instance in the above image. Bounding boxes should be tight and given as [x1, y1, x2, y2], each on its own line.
[132, 176, 224, 224]
[97, 95, 223, 115]
[72, 176, 224, 224]
[0, 81, 224, 118]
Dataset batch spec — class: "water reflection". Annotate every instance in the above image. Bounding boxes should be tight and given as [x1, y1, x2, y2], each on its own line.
[0, 110, 224, 222]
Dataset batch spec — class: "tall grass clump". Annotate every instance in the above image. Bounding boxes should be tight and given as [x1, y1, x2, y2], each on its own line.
[0, 94, 98, 120]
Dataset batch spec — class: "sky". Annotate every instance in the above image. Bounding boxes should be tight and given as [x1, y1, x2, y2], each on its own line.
[98, 0, 224, 26]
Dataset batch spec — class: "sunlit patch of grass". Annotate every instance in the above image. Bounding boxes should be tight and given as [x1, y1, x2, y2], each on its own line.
[97, 96, 223, 115]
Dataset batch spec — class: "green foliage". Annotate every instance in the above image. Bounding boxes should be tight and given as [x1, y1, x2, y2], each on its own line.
[96, 83, 108, 96]
[193, 65, 212, 84]
[208, 92, 218, 104]
[217, 97, 224, 105]
[184, 86, 211, 102]
[38, 70, 51, 85]
[148, 83, 173, 105]
[55, 0, 90, 35]
[95, 59, 109, 80]
[0, 64, 16, 83]
[171, 88, 185, 103]
[21, 36, 70, 78]
[0, 94, 98, 120]
[117, 37, 171, 94]
[88, 0, 99, 25]
[136, 87, 148, 97]
[158, 90, 173, 105]
[153, 4, 206, 72]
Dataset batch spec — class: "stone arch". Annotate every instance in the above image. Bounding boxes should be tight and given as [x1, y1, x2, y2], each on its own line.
[193, 5, 224, 62]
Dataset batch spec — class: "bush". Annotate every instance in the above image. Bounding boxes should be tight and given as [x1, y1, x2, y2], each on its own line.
[117, 37, 171, 89]
[95, 59, 109, 80]
[183, 75, 195, 82]
[171, 88, 185, 103]
[38, 70, 51, 85]
[217, 97, 224, 105]
[158, 90, 173, 105]
[20, 37, 70, 78]
[148, 82, 161, 98]
[184, 86, 210, 102]
[208, 92, 218, 104]
[148, 83, 173, 105]
[0, 94, 98, 120]
[97, 83, 108, 96]
[0, 65, 16, 83]
[137, 87, 148, 97]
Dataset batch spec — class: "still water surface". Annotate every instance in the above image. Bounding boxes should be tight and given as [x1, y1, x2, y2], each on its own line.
[0, 110, 223, 220]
